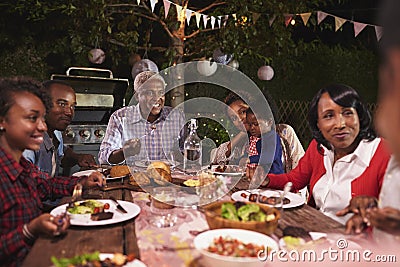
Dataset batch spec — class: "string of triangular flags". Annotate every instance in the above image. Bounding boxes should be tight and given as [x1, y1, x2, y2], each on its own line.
[284, 11, 383, 41]
[140, 0, 383, 41]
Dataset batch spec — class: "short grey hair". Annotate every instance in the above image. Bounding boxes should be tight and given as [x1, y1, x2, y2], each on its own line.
[133, 71, 166, 93]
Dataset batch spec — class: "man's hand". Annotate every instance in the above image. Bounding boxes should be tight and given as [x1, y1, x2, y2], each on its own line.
[77, 154, 97, 167]
[336, 196, 378, 221]
[123, 138, 141, 157]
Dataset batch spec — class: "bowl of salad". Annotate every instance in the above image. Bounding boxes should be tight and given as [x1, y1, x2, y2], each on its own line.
[202, 200, 280, 235]
[193, 228, 278, 267]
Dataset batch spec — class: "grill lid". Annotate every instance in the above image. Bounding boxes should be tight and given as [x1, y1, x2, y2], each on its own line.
[51, 67, 129, 108]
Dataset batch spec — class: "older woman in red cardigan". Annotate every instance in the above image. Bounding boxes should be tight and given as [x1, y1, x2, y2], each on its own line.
[253, 84, 391, 224]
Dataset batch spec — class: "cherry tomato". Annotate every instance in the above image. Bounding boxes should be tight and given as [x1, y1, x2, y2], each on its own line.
[103, 203, 110, 210]
[93, 207, 100, 214]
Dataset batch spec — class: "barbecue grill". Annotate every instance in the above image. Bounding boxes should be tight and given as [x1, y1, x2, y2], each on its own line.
[51, 67, 129, 174]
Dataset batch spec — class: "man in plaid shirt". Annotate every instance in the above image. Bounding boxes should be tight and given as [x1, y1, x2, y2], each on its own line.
[99, 71, 185, 165]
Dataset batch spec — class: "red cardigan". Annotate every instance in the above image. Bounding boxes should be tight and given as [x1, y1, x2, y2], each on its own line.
[268, 138, 391, 207]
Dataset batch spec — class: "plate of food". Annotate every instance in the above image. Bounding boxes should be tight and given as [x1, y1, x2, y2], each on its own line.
[107, 165, 131, 180]
[134, 159, 179, 168]
[231, 189, 305, 209]
[51, 251, 146, 267]
[210, 165, 245, 176]
[50, 199, 141, 226]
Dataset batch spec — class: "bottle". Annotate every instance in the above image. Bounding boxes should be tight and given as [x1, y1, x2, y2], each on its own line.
[183, 119, 202, 172]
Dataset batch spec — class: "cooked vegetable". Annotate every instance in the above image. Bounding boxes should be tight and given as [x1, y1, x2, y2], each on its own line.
[237, 203, 259, 222]
[51, 251, 136, 267]
[221, 202, 239, 221]
[51, 251, 101, 267]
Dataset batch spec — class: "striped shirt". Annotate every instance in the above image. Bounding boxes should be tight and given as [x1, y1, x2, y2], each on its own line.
[98, 105, 185, 164]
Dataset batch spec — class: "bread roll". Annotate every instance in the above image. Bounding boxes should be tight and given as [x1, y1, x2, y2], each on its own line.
[129, 172, 151, 186]
[146, 161, 172, 185]
[147, 161, 171, 174]
[110, 165, 130, 178]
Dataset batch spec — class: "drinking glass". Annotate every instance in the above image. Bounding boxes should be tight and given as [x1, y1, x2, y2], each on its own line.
[149, 187, 178, 228]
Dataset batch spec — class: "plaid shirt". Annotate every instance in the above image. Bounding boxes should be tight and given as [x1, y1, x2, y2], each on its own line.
[98, 105, 185, 164]
[0, 147, 79, 267]
[247, 136, 260, 168]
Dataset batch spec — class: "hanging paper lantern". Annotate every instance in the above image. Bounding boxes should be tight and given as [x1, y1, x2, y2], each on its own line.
[227, 59, 239, 70]
[197, 60, 217, 76]
[131, 59, 159, 81]
[257, 65, 274, 80]
[129, 53, 142, 67]
[88, 48, 106, 64]
[212, 48, 233, 65]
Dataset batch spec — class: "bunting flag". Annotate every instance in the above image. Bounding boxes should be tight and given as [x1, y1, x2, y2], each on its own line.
[203, 14, 208, 28]
[211, 16, 216, 29]
[252, 12, 261, 24]
[195, 12, 201, 28]
[163, 0, 170, 19]
[375, 26, 383, 41]
[150, 0, 157, 12]
[354, 22, 367, 37]
[268, 14, 276, 26]
[176, 4, 182, 22]
[223, 15, 229, 27]
[317, 11, 328, 25]
[300, 12, 311, 26]
[146, 0, 385, 40]
[284, 14, 293, 27]
[186, 9, 192, 25]
[335, 17, 347, 31]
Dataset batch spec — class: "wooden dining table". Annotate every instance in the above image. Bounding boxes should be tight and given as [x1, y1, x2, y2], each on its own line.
[22, 176, 348, 267]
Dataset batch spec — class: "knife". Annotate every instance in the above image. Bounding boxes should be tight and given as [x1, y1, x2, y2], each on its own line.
[109, 196, 128, 213]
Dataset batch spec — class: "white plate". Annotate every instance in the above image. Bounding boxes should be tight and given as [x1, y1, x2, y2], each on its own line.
[50, 199, 141, 226]
[106, 174, 128, 181]
[210, 165, 245, 176]
[134, 159, 179, 168]
[231, 189, 305, 209]
[72, 170, 96, 177]
[279, 232, 362, 250]
[100, 254, 146, 267]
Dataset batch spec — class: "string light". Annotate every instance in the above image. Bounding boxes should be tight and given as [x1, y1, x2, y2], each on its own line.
[290, 19, 296, 25]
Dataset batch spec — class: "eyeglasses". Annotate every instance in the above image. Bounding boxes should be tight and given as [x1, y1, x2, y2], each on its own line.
[56, 100, 76, 111]
[140, 90, 166, 98]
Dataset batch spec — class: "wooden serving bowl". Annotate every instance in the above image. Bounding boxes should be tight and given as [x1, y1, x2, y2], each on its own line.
[202, 200, 280, 236]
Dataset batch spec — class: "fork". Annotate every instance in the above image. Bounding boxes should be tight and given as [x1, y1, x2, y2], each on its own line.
[54, 183, 82, 235]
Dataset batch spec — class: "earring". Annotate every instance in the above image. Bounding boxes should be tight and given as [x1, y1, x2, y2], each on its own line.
[0, 126, 4, 131]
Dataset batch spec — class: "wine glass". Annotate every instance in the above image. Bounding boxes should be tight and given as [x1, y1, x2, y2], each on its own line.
[148, 187, 178, 228]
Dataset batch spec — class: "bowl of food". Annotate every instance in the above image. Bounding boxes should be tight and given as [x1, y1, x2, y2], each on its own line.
[202, 200, 280, 236]
[193, 228, 278, 267]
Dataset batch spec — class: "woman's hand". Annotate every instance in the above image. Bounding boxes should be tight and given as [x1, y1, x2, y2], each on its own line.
[343, 214, 367, 234]
[80, 171, 106, 188]
[27, 213, 70, 238]
[336, 195, 378, 220]
[367, 207, 400, 236]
